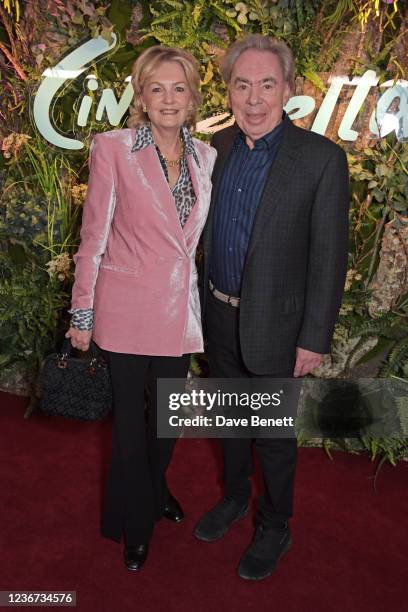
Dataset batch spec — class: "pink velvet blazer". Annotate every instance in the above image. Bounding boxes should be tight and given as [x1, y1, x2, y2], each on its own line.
[70, 128, 217, 356]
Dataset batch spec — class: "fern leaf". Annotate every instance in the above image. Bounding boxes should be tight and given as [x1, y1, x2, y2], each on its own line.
[151, 10, 180, 26]
[303, 70, 327, 92]
[210, 5, 241, 33]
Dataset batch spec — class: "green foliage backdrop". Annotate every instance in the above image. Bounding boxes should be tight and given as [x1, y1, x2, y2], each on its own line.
[1, 0, 407, 463]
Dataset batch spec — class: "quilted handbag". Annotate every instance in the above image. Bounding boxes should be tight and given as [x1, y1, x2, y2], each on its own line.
[40, 339, 112, 420]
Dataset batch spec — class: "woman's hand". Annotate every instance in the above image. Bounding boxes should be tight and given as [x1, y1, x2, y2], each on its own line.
[65, 327, 92, 352]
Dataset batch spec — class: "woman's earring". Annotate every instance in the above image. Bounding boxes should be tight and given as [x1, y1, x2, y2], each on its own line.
[143, 105, 147, 113]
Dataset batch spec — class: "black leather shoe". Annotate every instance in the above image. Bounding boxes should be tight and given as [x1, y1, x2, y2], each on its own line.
[124, 543, 148, 571]
[163, 494, 184, 524]
[237, 523, 291, 581]
[194, 497, 248, 542]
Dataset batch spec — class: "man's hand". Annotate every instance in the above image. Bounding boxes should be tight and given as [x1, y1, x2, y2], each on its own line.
[65, 327, 92, 352]
[293, 347, 323, 377]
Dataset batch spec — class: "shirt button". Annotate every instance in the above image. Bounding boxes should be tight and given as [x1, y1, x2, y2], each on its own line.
[232, 217, 237, 222]
[228, 247, 233, 252]
[237, 188, 242, 193]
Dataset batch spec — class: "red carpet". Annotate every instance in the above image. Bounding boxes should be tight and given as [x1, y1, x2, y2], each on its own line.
[1, 390, 406, 612]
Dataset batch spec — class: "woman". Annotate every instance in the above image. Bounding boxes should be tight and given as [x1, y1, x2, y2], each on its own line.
[66, 46, 216, 571]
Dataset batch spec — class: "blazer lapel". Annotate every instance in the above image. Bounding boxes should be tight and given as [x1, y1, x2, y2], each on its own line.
[132, 144, 188, 252]
[211, 125, 238, 204]
[202, 125, 237, 255]
[246, 120, 300, 260]
[182, 150, 210, 254]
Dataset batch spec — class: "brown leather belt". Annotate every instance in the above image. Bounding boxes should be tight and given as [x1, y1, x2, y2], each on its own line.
[209, 279, 240, 308]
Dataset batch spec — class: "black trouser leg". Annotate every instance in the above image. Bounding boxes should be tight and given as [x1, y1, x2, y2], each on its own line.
[147, 354, 191, 519]
[101, 351, 190, 546]
[206, 290, 253, 505]
[101, 353, 152, 545]
[254, 373, 298, 527]
[255, 437, 298, 527]
[205, 288, 298, 524]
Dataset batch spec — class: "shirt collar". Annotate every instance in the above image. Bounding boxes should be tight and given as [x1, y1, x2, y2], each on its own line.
[235, 111, 287, 151]
[131, 122, 200, 167]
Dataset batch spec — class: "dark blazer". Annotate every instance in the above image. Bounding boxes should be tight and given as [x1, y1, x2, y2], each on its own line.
[201, 118, 350, 375]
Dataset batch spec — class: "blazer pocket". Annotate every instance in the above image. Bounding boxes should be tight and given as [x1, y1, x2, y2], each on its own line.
[99, 263, 140, 276]
[279, 292, 304, 314]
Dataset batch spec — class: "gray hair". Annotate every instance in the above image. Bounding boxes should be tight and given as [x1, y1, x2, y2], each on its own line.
[220, 34, 295, 90]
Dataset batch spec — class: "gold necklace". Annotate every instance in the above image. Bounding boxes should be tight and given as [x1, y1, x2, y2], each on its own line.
[160, 139, 184, 167]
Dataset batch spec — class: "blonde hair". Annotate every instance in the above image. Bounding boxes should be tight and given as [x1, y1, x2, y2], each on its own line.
[127, 46, 202, 130]
[221, 34, 295, 91]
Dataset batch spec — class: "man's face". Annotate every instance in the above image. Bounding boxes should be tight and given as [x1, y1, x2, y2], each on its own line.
[228, 49, 291, 147]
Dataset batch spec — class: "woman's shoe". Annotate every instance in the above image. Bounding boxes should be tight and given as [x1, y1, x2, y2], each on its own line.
[124, 543, 149, 571]
[163, 494, 184, 523]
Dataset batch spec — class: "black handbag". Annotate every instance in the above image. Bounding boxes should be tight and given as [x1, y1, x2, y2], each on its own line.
[40, 339, 112, 420]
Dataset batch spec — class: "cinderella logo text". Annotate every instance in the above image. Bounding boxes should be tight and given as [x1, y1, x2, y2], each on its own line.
[33, 34, 408, 150]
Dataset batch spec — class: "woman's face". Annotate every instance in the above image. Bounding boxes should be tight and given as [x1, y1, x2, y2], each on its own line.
[141, 60, 193, 131]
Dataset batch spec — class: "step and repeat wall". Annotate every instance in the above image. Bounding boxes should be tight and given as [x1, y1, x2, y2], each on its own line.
[0, 0, 407, 456]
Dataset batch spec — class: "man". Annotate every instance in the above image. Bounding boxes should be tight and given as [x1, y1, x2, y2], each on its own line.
[195, 34, 349, 581]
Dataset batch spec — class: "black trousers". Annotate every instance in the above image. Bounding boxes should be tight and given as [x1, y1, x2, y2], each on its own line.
[100, 351, 190, 545]
[206, 289, 298, 528]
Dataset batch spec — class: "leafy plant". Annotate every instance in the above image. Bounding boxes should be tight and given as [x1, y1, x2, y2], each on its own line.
[0, 246, 70, 404]
[0, 0, 407, 464]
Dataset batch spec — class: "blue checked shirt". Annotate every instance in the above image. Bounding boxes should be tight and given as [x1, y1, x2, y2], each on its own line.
[209, 118, 285, 296]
